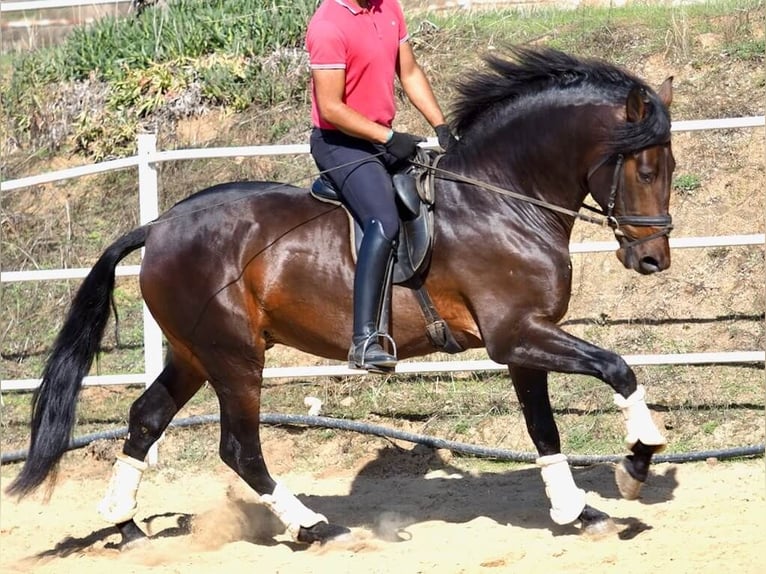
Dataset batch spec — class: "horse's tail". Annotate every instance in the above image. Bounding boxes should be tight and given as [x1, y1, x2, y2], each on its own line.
[6, 225, 149, 498]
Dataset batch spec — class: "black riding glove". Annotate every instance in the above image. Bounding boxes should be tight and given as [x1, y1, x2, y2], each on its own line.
[384, 131, 424, 161]
[435, 124, 458, 152]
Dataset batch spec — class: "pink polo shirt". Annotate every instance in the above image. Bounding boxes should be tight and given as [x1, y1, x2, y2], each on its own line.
[306, 0, 408, 130]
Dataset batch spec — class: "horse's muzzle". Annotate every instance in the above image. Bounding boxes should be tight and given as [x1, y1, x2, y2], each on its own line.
[616, 237, 671, 275]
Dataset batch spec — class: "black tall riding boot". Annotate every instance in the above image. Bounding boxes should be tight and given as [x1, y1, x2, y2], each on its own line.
[348, 219, 397, 374]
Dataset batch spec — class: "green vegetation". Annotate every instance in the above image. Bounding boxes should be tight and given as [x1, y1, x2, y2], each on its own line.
[673, 173, 702, 194]
[10, 0, 315, 82]
[2, 0, 315, 158]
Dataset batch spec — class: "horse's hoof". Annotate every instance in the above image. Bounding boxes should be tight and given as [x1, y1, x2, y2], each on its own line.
[116, 519, 149, 549]
[615, 459, 643, 500]
[297, 522, 352, 545]
[578, 504, 617, 538]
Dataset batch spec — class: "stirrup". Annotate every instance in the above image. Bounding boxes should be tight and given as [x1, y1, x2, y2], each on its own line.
[348, 332, 398, 374]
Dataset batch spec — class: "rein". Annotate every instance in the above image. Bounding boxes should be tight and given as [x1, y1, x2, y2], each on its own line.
[150, 148, 671, 251]
[410, 153, 673, 248]
[410, 157, 606, 226]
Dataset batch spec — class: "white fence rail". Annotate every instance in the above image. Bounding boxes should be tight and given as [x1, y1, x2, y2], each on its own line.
[2, 116, 765, 392]
[1, 0, 132, 13]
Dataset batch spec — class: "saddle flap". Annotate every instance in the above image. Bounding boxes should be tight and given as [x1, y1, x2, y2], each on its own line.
[393, 201, 433, 284]
[392, 173, 420, 219]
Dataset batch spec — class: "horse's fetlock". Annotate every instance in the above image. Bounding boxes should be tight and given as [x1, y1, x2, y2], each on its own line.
[98, 454, 147, 524]
[260, 482, 328, 539]
[623, 454, 648, 482]
[614, 385, 667, 449]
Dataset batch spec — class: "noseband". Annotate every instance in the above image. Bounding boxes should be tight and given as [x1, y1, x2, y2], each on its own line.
[585, 154, 673, 248]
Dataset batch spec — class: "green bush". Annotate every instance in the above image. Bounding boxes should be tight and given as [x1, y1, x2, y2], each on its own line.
[673, 174, 702, 194]
[18, 0, 316, 83]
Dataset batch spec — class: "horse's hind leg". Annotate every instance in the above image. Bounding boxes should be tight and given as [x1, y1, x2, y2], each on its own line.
[99, 349, 205, 547]
[509, 365, 613, 535]
[211, 361, 351, 545]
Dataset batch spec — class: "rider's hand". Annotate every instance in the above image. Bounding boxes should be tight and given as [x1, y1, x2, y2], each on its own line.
[434, 124, 458, 152]
[384, 131, 425, 161]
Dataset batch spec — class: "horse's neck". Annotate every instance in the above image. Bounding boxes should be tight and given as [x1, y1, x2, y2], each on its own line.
[449, 110, 603, 216]
[440, 148, 587, 230]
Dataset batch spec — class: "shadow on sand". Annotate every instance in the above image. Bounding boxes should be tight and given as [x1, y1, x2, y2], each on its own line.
[33, 443, 680, 557]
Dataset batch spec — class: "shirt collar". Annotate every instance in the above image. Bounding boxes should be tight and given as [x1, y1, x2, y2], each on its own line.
[333, 0, 369, 15]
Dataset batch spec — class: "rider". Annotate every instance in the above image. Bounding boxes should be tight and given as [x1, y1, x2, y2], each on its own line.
[306, 0, 457, 374]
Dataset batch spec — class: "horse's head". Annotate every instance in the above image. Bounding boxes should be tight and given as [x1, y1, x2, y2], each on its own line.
[588, 78, 675, 275]
[450, 48, 677, 275]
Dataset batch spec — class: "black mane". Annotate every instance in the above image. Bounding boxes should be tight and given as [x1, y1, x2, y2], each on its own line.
[451, 46, 671, 154]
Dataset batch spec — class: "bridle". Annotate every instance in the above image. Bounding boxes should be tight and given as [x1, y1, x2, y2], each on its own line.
[410, 148, 673, 249]
[583, 153, 674, 248]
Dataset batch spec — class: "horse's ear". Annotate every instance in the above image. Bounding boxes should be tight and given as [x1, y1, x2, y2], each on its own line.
[625, 85, 649, 122]
[657, 76, 674, 107]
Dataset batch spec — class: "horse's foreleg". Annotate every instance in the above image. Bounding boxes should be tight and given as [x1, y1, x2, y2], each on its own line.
[215, 379, 350, 544]
[504, 320, 666, 502]
[509, 366, 610, 533]
[99, 356, 205, 548]
[612, 385, 667, 499]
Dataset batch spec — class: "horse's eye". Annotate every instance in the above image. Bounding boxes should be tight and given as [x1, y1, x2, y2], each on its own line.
[637, 169, 654, 184]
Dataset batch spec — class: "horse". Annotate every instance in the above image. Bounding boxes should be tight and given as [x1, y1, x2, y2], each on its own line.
[7, 46, 675, 546]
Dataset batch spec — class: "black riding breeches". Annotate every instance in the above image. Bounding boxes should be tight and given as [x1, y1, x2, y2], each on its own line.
[309, 128, 401, 239]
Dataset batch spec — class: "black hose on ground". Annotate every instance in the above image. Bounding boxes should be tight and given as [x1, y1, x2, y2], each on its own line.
[2, 413, 763, 465]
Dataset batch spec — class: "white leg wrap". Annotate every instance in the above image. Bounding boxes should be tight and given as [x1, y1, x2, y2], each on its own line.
[614, 385, 667, 449]
[537, 454, 587, 525]
[97, 454, 147, 524]
[260, 482, 328, 539]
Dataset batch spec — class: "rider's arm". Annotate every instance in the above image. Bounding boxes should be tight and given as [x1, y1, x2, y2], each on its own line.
[396, 41, 447, 129]
[311, 68, 393, 144]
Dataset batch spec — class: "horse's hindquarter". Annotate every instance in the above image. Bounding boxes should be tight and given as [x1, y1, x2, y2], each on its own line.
[139, 184, 347, 357]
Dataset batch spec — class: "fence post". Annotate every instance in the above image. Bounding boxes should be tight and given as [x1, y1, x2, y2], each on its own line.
[137, 132, 164, 465]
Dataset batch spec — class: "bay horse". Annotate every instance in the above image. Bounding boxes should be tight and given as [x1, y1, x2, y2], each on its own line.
[8, 47, 675, 545]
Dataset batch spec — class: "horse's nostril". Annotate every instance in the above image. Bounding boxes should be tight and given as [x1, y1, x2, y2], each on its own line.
[639, 257, 661, 274]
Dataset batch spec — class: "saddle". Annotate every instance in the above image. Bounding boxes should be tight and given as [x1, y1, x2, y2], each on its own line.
[310, 151, 437, 285]
[310, 149, 462, 354]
